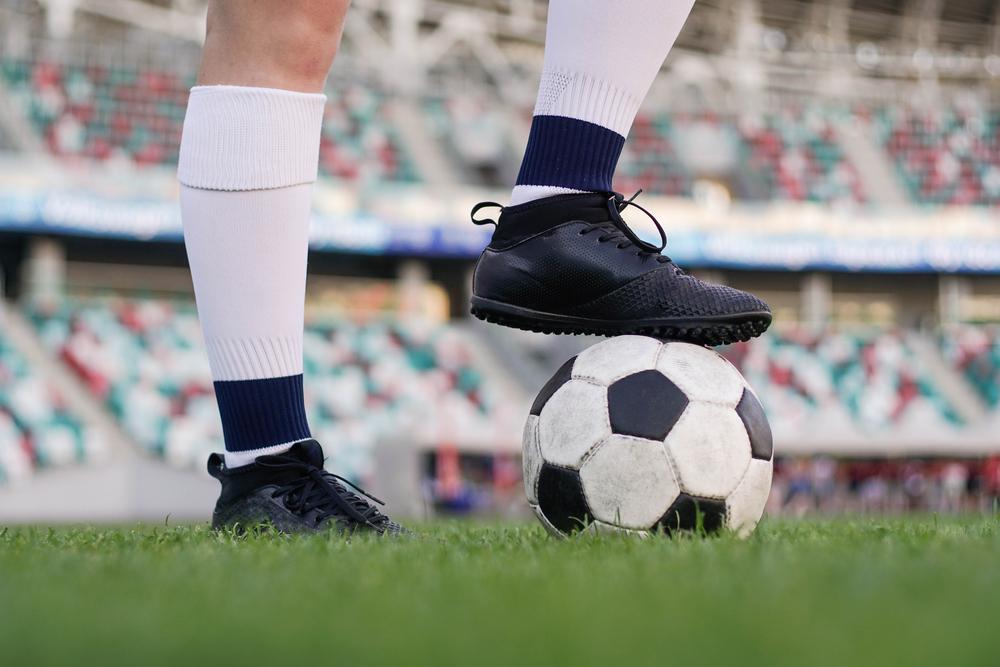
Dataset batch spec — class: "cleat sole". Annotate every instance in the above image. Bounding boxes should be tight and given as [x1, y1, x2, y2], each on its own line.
[470, 297, 771, 346]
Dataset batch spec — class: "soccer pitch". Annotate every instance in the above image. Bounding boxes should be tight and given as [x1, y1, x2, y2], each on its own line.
[3, 518, 999, 666]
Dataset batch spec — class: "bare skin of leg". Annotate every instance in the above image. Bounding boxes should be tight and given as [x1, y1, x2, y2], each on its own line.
[197, 0, 351, 92]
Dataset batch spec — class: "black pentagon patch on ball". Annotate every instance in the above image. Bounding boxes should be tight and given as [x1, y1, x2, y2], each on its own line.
[536, 463, 594, 534]
[607, 369, 688, 441]
[658, 494, 726, 535]
[736, 388, 773, 460]
[530, 356, 576, 416]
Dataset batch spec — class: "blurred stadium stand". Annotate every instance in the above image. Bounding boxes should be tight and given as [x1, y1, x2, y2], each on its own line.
[8, 47, 997, 205]
[1, 0, 999, 520]
[0, 314, 102, 484]
[873, 106, 1000, 206]
[939, 325, 1000, 407]
[28, 296, 520, 472]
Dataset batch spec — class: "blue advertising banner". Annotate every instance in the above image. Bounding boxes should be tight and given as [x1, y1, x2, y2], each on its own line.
[1, 158, 999, 271]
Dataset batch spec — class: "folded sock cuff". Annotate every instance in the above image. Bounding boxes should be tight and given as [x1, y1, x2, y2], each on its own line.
[178, 85, 326, 191]
[515, 115, 625, 193]
[215, 374, 311, 452]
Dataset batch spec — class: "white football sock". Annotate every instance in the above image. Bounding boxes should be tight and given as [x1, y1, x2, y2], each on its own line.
[510, 0, 695, 206]
[178, 85, 325, 468]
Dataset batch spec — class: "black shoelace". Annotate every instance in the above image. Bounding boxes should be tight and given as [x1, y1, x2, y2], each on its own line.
[256, 453, 389, 531]
[471, 190, 675, 264]
[582, 190, 672, 264]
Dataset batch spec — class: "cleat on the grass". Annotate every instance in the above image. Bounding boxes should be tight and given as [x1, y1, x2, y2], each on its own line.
[208, 440, 406, 536]
[470, 192, 771, 346]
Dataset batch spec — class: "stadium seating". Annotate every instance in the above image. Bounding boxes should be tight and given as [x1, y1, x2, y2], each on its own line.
[615, 108, 864, 204]
[29, 298, 507, 479]
[0, 57, 420, 183]
[730, 108, 864, 204]
[424, 95, 512, 184]
[723, 328, 961, 433]
[0, 57, 189, 164]
[872, 106, 1000, 207]
[320, 81, 421, 184]
[614, 113, 694, 197]
[938, 326, 1000, 407]
[0, 333, 102, 484]
[490, 324, 961, 434]
[6, 54, 1000, 207]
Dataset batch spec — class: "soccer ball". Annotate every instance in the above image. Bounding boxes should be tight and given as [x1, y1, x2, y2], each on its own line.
[522, 335, 773, 538]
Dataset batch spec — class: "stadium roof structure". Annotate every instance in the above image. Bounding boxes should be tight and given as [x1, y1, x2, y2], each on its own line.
[747, 0, 999, 52]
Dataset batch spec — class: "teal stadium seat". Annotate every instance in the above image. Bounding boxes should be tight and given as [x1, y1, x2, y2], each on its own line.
[874, 106, 1000, 207]
[0, 334, 101, 484]
[0, 56, 422, 182]
[30, 298, 503, 479]
[722, 328, 963, 433]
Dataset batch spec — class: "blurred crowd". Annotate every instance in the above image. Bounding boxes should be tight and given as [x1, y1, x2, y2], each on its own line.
[27, 297, 515, 480]
[725, 329, 962, 435]
[770, 456, 1000, 515]
[8, 295, 1000, 519]
[0, 57, 416, 186]
[939, 325, 1000, 408]
[0, 335, 104, 484]
[3, 55, 998, 206]
[874, 106, 1000, 207]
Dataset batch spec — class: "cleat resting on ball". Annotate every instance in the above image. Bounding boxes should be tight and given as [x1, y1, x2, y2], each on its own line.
[470, 192, 772, 346]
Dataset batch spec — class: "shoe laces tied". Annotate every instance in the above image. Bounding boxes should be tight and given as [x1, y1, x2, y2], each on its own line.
[256, 453, 389, 531]
[579, 190, 672, 263]
[471, 191, 677, 266]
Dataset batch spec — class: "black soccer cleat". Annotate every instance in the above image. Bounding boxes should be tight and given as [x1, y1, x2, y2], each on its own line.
[470, 192, 771, 346]
[207, 440, 406, 536]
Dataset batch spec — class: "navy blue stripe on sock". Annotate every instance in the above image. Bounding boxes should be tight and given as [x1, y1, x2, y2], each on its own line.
[214, 374, 310, 453]
[515, 115, 625, 192]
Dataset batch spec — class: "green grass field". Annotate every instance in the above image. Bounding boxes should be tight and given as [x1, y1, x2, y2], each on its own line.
[2, 517, 1000, 666]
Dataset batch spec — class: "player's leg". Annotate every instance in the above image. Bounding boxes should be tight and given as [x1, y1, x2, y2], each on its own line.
[196, 0, 348, 93]
[471, 0, 771, 346]
[179, 0, 401, 534]
[510, 0, 694, 206]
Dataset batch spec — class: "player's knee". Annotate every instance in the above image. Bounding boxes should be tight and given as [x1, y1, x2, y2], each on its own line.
[271, 20, 342, 83]
[205, 0, 347, 86]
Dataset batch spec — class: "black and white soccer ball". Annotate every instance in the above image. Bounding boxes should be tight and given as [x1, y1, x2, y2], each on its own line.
[523, 335, 773, 538]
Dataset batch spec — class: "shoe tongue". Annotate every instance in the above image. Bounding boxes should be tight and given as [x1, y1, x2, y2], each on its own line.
[285, 439, 325, 468]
